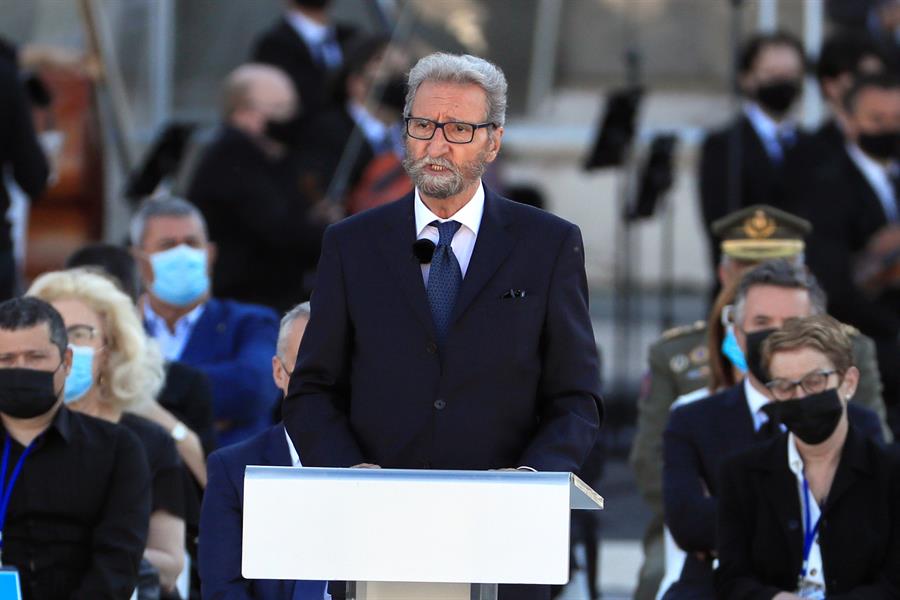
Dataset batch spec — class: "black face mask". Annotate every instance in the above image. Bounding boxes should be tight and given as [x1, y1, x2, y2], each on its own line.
[744, 328, 777, 384]
[755, 80, 801, 116]
[292, 0, 330, 8]
[264, 119, 297, 146]
[0, 367, 63, 419]
[857, 130, 900, 162]
[761, 388, 844, 445]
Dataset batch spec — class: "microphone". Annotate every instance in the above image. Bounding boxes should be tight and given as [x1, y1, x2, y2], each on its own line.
[412, 239, 436, 264]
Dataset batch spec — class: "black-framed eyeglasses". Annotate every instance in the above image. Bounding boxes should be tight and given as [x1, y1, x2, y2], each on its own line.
[405, 117, 495, 144]
[765, 369, 838, 400]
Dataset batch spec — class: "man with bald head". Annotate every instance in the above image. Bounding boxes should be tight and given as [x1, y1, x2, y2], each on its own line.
[187, 63, 337, 312]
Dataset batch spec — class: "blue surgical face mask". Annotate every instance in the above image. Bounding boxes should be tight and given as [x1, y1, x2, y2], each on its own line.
[64, 345, 96, 404]
[721, 325, 748, 374]
[150, 244, 210, 307]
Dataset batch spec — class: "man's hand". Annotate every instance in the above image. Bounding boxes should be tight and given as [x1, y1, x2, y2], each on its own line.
[351, 463, 381, 469]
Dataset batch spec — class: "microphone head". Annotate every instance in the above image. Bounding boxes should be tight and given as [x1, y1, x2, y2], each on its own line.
[412, 238, 436, 264]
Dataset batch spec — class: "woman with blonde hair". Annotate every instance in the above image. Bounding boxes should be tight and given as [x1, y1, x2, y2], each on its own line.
[28, 268, 193, 595]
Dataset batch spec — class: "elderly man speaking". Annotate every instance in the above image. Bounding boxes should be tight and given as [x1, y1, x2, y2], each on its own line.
[283, 53, 603, 599]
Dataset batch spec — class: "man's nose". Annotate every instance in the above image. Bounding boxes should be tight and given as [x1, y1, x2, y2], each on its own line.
[426, 127, 450, 155]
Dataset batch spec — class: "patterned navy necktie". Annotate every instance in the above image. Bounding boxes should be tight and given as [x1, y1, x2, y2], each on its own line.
[426, 220, 462, 346]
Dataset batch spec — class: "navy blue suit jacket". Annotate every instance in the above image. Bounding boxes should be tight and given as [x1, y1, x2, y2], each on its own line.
[284, 187, 602, 473]
[170, 297, 279, 447]
[199, 423, 326, 600]
[662, 382, 883, 599]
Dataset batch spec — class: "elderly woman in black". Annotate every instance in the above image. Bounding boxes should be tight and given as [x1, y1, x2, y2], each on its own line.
[715, 315, 900, 599]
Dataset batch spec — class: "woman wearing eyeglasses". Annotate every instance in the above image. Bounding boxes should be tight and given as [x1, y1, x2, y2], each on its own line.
[27, 269, 190, 598]
[715, 314, 900, 599]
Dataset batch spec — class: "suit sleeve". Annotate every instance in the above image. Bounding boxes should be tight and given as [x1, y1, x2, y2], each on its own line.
[663, 405, 717, 552]
[284, 225, 365, 467]
[198, 451, 254, 600]
[714, 455, 784, 600]
[195, 310, 280, 424]
[71, 428, 151, 599]
[517, 224, 602, 473]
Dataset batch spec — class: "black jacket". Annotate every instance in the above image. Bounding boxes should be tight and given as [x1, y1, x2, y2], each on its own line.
[715, 426, 900, 599]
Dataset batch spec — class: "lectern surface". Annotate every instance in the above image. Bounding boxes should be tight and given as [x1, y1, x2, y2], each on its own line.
[242, 467, 602, 584]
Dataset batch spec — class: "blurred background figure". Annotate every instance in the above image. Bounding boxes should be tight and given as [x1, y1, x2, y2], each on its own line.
[186, 64, 335, 312]
[251, 0, 360, 148]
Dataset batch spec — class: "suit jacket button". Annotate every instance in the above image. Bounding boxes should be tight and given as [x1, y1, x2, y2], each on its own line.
[434, 399, 446, 410]
[426, 341, 438, 354]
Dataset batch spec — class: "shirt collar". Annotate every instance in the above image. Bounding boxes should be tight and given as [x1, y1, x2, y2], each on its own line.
[743, 102, 794, 141]
[283, 425, 302, 467]
[743, 377, 771, 429]
[847, 142, 894, 187]
[285, 10, 330, 46]
[142, 300, 206, 336]
[414, 182, 485, 238]
[787, 432, 804, 478]
[347, 101, 388, 146]
[2, 404, 73, 448]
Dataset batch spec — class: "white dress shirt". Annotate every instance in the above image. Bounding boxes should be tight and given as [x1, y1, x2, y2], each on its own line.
[283, 425, 302, 467]
[846, 143, 900, 223]
[787, 434, 827, 597]
[743, 377, 773, 432]
[143, 302, 206, 361]
[414, 183, 484, 286]
[743, 103, 796, 162]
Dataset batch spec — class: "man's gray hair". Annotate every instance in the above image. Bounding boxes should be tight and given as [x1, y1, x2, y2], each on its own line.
[733, 259, 827, 325]
[277, 301, 311, 360]
[129, 195, 208, 247]
[403, 53, 508, 127]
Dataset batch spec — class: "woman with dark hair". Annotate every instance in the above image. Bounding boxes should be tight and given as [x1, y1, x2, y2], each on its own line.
[715, 314, 900, 599]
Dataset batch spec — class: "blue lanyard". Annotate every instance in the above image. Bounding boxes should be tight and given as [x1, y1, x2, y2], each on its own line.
[0, 436, 36, 555]
[799, 477, 822, 580]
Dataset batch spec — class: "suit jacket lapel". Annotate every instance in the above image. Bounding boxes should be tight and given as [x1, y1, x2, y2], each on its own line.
[758, 437, 804, 570]
[450, 188, 514, 325]
[373, 195, 437, 337]
[825, 426, 870, 512]
[179, 299, 220, 363]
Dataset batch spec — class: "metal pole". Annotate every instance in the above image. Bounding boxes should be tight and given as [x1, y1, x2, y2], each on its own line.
[526, 0, 563, 115]
[802, 0, 825, 128]
[149, 0, 174, 131]
[757, 0, 778, 32]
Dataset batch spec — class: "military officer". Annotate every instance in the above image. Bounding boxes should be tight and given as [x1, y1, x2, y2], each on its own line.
[630, 204, 891, 600]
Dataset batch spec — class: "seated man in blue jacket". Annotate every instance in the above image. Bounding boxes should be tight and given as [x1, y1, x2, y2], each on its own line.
[132, 195, 280, 447]
[661, 260, 884, 600]
[199, 301, 327, 599]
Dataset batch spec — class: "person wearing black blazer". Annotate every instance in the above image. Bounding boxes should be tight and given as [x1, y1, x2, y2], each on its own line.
[699, 32, 807, 278]
[662, 261, 884, 600]
[716, 315, 900, 599]
[250, 0, 358, 146]
[284, 53, 601, 600]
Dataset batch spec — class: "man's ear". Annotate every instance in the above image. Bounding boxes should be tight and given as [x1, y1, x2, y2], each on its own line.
[62, 346, 73, 377]
[486, 126, 504, 162]
[131, 247, 155, 286]
[206, 242, 218, 271]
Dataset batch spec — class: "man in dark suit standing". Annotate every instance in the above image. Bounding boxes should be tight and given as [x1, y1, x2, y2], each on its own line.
[284, 52, 601, 597]
[251, 0, 358, 147]
[661, 261, 884, 599]
[796, 73, 900, 432]
[699, 31, 806, 275]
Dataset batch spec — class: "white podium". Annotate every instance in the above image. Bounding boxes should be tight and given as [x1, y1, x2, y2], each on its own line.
[242, 467, 604, 600]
